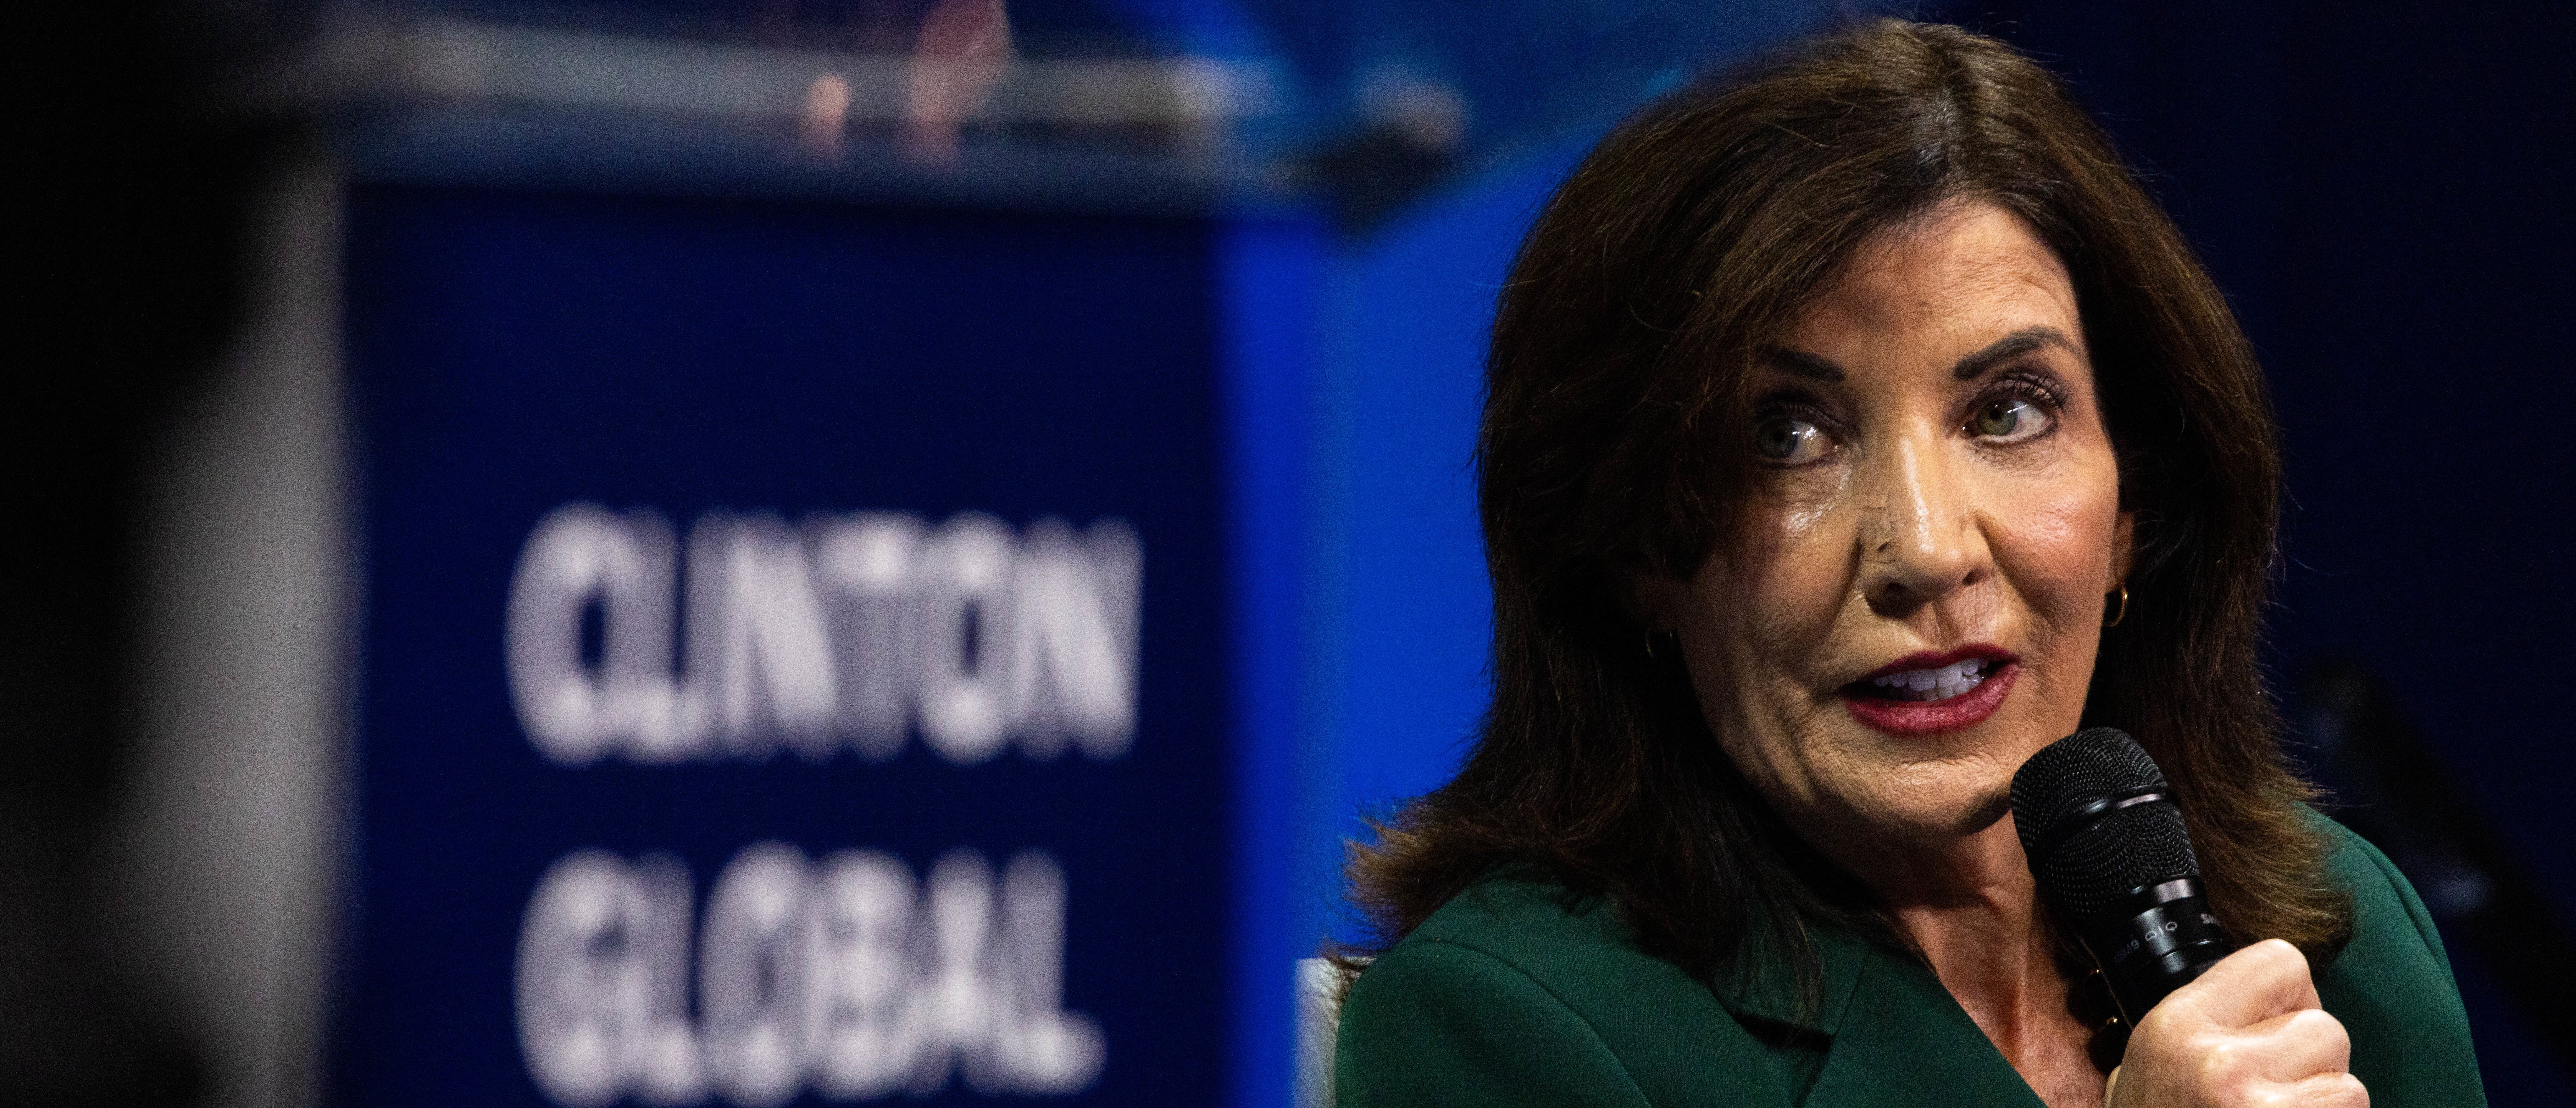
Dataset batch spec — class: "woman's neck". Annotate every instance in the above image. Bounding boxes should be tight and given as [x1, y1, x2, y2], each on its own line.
[1839, 817, 2106, 1108]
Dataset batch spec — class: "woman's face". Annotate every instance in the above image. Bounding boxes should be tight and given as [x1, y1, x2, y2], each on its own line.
[1649, 200, 2131, 862]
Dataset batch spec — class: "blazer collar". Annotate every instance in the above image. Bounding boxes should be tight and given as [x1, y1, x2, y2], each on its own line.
[1713, 920, 2051, 1108]
[1708, 920, 1873, 1034]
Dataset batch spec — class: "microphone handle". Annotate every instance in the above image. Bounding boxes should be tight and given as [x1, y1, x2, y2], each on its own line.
[2076, 876, 2238, 1024]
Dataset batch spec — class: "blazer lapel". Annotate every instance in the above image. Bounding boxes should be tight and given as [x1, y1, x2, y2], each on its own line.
[1801, 943, 2048, 1108]
[1714, 926, 2047, 1108]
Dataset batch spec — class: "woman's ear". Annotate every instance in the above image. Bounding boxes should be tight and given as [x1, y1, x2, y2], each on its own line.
[2110, 509, 2137, 588]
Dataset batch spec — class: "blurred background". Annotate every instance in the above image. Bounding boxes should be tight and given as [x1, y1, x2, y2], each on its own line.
[15, 0, 2573, 1105]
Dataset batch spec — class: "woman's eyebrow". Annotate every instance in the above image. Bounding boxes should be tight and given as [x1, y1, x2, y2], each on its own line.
[1763, 347, 1847, 383]
[1953, 326, 2081, 380]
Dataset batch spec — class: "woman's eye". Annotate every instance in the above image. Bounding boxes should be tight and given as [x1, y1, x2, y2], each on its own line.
[1968, 397, 2053, 442]
[1753, 417, 1833, 464]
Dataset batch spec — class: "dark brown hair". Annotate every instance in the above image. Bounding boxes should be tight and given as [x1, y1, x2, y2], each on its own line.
[1345, 19, 2349, 992]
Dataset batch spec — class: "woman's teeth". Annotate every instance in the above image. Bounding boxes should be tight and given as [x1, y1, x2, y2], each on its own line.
[1866, 659, 1996, 702]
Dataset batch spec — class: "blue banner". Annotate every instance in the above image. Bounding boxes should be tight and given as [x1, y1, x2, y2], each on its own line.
[334, 184, 1293, 1106]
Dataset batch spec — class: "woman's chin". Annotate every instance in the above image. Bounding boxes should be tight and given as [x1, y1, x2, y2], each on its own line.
[1817, 776, 2020, 856]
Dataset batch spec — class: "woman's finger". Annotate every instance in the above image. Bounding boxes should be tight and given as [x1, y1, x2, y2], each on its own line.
[2162, 938, 2320, 1029]
[2270, 1070, 2370, 1108]
[2163, 1008, 2352, 1102]
[2235, 1005, 2353, 1084]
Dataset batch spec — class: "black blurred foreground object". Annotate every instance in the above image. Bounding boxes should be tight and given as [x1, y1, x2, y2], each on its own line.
[8, 0, 282, 1102]
[2297, 661, 2576, 1075]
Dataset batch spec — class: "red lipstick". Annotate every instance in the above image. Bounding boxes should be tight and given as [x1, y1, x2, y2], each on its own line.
[1840, 645, 2019, 737]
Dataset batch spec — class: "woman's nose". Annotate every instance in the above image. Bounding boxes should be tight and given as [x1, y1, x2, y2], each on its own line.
[1856, 435, 1991, 616]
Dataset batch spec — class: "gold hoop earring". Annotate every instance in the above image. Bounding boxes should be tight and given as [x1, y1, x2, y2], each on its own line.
[2103, 585, 2129, 629]
[1644, 630, 1658, 659]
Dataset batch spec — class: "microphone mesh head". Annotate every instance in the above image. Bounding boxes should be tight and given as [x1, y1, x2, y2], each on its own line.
[2011, 728, 2201, 924]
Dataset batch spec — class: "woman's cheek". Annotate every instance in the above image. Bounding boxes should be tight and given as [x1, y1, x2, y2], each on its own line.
[1988, 479, 2120, 629]
[1744, 466, 1851, 557]
[1719, 484, 1863, 627]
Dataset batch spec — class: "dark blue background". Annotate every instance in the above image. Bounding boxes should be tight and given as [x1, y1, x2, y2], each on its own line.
[335, 184, 1240, 1106]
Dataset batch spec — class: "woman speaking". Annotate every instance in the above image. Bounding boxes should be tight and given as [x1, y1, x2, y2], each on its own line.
[1332, 19, 2484, 1108]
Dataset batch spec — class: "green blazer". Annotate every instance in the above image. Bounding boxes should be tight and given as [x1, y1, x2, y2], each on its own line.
[1336, 816, 2484, 1106]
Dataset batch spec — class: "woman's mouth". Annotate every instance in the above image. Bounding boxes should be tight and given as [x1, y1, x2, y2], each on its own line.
[1864, 657, 2001, 701]
[1839, 651, 2019, 736]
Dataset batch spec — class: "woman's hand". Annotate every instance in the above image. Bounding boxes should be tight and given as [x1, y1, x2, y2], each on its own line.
[2105, 939, 2368, 1108]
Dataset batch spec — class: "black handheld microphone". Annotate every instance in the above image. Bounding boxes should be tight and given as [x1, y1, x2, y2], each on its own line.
[2012, 727, 2237, 1024]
